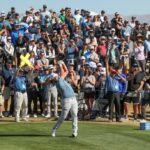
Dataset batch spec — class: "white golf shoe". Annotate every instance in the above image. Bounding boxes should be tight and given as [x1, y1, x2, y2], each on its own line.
[51, 130, 56, 137]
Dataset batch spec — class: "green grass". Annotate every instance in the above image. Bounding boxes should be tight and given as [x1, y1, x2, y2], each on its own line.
[0, 121, 150, 150]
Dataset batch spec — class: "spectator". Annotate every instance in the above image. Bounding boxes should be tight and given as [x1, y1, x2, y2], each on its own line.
[105, 59, 123, 122]
[141, 77, 150, 120]
[134, 40, 146, 72]
[124, 63, 146, 120]
[0, 75, 5, 118]
[14, 69, 28, 122]
[45, 65, 58, 118]
[81, 65, 96, 117]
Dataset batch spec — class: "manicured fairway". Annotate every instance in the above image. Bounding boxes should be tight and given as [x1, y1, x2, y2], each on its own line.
[0, 121, 150, 150]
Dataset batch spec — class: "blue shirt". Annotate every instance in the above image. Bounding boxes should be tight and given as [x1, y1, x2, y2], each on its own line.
[14, 76, 27, 91]
[105, 76, 119, 92]
[11, 25, 29, 46]
[144, 40, 150, 52]
[0, 20, 12, 30]
[115, 73, 127, 94]
[2, 68, 16, 86]
[56, 77, 75, 99]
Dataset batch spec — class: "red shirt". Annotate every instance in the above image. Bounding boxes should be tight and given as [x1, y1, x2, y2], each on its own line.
[97, 44, 107, 57]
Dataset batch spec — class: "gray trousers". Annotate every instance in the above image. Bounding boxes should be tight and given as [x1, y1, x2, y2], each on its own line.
[46, 88, 58, 116]
[14, 92, 28, 119]
[52, 97, 78, 134]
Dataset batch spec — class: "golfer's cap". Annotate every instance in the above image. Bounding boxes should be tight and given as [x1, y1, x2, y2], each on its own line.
[80, 56, 86, 60]
[49, 65, 54, 69]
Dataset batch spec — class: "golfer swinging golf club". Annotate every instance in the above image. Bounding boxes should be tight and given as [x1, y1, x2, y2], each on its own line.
[51, 61, 78, 137]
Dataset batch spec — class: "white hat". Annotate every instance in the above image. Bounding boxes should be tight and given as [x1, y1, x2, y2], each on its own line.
[101, 36, 106, 40]
[1, 12, 6, 17]
[50, 73, 58, 79]
[125, 33, 130, 37]
[89, 45, 94, 50]
[111, 28, 116, 32]
[80, 56, 86, 60]
[97, 63, 102, 67]
[49, 65, 54, 69]
[89, 61, 97, 68]
[101, 67, 106, 74]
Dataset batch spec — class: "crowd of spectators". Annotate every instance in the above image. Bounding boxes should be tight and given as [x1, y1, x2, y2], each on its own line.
[0, 5, 150, 122]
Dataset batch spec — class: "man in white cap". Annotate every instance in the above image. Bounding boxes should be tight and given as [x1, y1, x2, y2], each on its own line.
[89, 45, 99, 64]
[51, 61, 78, 137]
[45, 65, 58, 118]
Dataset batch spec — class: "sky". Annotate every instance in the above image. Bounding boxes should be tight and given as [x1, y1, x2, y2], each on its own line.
[0, 0, 150, 16]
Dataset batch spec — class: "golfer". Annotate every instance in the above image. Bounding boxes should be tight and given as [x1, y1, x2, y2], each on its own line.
[51, 61, 78, 137]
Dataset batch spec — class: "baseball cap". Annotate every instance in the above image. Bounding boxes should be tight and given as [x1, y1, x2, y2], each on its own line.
[68, 62, 74, 66]
[111, 28, 116, 32]
[47, 42, 52, 46]
[97, 63, 102, 67]
[89, 61, 97, 69]
[40, 50, 45, 54]
[80, 56, 86, 60]
[49, 65, 54, 69]
[7, 36, 11, 40]
[111, 69, 117, 74]
[50, 73, 58, 80]
[125, 33, 130, 37]
[101, 36, 106, 40]
[43, 4, 47, 8]
[1, 12, 6, 17]
[101, 67, 106, 75]
[89, 45, 94, 50]
[115, 12, 119, 16]
[53, 30, 57, 33]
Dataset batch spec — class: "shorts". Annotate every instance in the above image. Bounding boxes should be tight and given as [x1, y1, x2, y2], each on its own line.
[141, 92, 150, 106]
[0, 95, 4, 105]
[124, 92, 141, 104]
[4, 87, 11, 100]
[84, 92, 95, 99]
